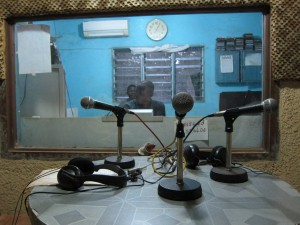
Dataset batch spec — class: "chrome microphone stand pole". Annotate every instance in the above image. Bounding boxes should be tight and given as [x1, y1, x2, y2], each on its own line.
[104, 108, 135, 169]
[176, 118, 184, 185]
[117, 126, 122, 160]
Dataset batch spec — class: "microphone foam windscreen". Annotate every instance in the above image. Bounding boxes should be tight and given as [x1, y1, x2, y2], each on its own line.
[80, 96, 93, 109]
[172, 92, 194, 115]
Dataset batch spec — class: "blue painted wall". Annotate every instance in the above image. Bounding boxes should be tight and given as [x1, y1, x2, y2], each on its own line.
[35, 12, 262, 117]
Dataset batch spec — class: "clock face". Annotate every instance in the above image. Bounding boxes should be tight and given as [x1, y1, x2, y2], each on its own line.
[146, 19, 168, 41]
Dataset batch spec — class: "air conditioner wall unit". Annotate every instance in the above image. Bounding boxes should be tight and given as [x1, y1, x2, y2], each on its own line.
[83, 20, 128, 37]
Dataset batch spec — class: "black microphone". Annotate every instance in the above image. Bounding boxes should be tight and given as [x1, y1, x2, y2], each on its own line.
[172, 92, 194, 118]
[209, 98, 277, 117]
[80, 96, 131, 114]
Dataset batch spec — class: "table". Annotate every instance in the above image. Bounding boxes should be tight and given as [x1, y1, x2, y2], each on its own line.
[28, 157, 300, 225]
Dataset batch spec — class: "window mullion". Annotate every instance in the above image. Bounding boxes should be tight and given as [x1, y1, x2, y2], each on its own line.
[141, 53, 145, 80]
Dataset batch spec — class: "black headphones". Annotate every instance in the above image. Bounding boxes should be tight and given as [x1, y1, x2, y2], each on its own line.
[184, 144, 227, 169]
[57, 158, 129, 190]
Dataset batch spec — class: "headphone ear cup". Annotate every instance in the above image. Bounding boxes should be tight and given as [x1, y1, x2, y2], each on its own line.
[57, 165, 84, 190]
[68, 157, 95, 175]
[210, 146, 226, 167]
[184, 144, 200, 169]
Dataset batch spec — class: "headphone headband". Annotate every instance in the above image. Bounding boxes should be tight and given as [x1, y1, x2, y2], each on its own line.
[57, 159, 128, 190]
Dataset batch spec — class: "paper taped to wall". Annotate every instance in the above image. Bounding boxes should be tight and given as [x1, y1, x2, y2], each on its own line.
[17, 24, 51, 74]
[180, 118, 208, 141]
[220, 55, 233, 73]
[245, 52, 262, 66]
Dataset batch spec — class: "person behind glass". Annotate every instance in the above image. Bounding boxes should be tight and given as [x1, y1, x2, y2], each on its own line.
[119, 84, 136, 107]
[124, 80, 166, 116]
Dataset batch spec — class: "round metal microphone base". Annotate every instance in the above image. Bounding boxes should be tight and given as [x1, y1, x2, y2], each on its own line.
[104, 156, 135, 169]
[158, 178, 202, 201]
[210, 167, 248, 183]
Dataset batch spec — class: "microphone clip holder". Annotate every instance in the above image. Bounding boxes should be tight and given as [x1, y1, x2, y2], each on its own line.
[223, 110, 239, 133]
[112, 107, 127, 128]
[175, 121, 185, 139]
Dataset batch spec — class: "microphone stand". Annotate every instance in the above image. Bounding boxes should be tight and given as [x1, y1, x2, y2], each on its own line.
[158, 115, 202, 201]
[210, 110, 248, 183]
[104, 108, 135, 169]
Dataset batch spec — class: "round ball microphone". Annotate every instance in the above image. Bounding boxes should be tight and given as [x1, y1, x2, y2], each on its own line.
[262, 98, 278, 113]
[80, 96, 93, 109]
[172, 92, 194, 116]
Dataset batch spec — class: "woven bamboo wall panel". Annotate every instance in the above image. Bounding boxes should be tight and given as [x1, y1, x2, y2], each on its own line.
[0, 20, 4, 80]
[270, 0, 300, 80]
[0, 0, 299, 80]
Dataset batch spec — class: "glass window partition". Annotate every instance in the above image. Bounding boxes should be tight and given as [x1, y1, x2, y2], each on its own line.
[8, 9, 272, 154]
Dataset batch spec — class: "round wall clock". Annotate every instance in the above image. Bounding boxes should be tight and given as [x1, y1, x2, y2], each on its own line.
[146, 19, 168, 41]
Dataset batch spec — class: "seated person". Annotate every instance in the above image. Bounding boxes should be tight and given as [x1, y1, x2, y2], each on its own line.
[124, 80, 165, 116]
[119, 84, 136, 107]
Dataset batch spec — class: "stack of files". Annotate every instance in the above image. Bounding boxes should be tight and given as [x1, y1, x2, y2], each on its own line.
[243, 33, 254, 50]
[216, 38, 226, 51]
[235, 37, 244, 50]
[226, 38, 235, 50]
[254, 38, 262, 51]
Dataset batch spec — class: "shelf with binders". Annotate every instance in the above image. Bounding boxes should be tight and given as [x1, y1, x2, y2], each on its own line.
[215, 34, 262, 84]
[215, 49, 262, 84]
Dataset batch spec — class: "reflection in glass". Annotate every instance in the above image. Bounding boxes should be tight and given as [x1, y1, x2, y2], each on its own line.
[14, 11, 265, 150]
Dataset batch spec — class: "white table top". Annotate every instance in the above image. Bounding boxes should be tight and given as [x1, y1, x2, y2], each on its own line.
[28, 157, 300, 225]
